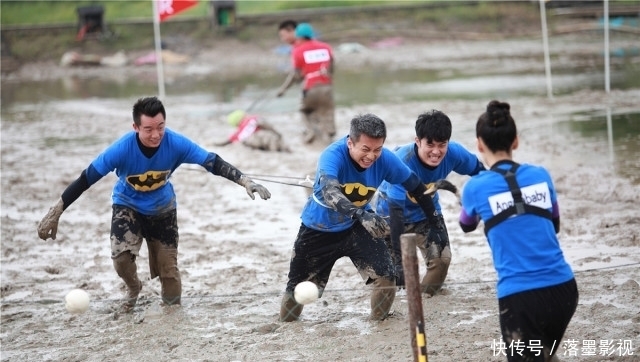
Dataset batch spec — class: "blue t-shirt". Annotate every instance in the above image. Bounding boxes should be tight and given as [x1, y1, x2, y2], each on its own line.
[460, 161, 574, 298]
[376, 141, 483, 223]
[301, 136, 413, 232]
[91, 128, 211, 215]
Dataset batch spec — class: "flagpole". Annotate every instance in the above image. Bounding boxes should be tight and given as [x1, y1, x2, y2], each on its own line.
[152, 0, 166, 99]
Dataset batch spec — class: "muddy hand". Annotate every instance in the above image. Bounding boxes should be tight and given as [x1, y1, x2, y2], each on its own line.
[355, 210, 390, 239]
[244, 181, 271, 200]
[37, 198, 64, 240]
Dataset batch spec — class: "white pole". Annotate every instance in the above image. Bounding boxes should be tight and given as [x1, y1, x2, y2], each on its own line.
[604, 0, 611, 94]
[539, 0, 553, 99]
[152, 0, 166, 99]
[606, 106, 614, 163]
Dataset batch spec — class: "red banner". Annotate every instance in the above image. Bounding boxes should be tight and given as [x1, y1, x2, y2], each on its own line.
[157, 0, 198, 22]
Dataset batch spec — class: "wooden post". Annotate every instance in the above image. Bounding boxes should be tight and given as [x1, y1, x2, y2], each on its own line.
[401, 233, 428, 362]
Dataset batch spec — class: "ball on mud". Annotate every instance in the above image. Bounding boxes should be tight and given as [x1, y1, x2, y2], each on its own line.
[294, 281, 319, 305]
[65, 289, 90, 314]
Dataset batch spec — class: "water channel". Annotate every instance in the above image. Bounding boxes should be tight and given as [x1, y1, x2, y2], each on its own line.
[2, 61, 639, 184]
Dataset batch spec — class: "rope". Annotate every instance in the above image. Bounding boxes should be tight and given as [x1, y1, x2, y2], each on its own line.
[244, 173, 311, 180]
[2, 262, 637, 306]
[574, 261, 640, 273]
[178, 167, 314, 188]
[249, 176, 312, 189]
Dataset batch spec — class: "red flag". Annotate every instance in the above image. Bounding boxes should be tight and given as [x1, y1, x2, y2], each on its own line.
[157, 0, 198, 22]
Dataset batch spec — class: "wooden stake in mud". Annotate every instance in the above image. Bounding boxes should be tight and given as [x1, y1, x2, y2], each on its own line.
[401, 233, 428, 362]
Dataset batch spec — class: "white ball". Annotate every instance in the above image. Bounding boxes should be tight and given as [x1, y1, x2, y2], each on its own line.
[65, 289, 90, 314]
[294, 281, 319, 305]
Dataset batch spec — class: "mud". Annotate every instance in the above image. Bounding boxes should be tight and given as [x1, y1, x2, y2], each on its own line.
[2, 23, 640, 362]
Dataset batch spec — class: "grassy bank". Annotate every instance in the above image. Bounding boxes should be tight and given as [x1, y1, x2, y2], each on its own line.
[0, 0, 414, 25]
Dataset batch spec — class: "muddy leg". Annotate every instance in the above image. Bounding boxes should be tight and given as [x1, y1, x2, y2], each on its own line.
[370, 277, 395, 320]
[420, 245, 451, 296]
[279, 292, 304, 322]
[112, 251, 142, 311]
[154, 246, 181, 306]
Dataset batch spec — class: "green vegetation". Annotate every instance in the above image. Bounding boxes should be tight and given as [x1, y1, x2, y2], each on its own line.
[411, 1, 541, 33]
[1, 1, 207, 26]
[1, 0, 417, 26]
[235, 0, 417, 14]
[3, 0, 637, 26]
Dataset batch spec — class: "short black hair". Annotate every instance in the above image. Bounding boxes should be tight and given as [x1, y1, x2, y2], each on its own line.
[415, 110, 452, 143]
[476, 100, 517, 153]
[349, 113, 386, 142]
[278, 20, 297, 31]
[132, 97, 166, 126]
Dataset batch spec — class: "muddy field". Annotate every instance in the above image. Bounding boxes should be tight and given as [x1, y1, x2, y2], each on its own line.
[2, 10, 640, 362]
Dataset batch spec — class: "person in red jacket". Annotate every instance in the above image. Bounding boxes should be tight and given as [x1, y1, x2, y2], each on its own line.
[276, 23, 336, 146]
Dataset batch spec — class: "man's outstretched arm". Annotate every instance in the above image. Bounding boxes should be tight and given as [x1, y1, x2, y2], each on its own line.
[202, 153, 271, 200]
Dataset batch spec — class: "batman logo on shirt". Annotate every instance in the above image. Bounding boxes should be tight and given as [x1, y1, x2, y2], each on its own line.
[407, 182, 437, 204]
[127, 170, 171, 192]
[342, 183, 376, 207]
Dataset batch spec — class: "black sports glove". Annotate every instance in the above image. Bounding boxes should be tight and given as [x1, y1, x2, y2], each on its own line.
[425, 217, 447, 249]
[354, 209, 390, 239]
[408, 183, 439, 226]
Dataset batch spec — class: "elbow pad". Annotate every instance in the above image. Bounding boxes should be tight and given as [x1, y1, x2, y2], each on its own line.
[208, 154, 243, 183]
[388, 201, 404, 262]
[61, 168, 92, 210]
[319, 174, 359, 217]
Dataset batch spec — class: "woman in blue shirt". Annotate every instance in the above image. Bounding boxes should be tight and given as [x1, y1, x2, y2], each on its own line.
[459, 100, 578, 362]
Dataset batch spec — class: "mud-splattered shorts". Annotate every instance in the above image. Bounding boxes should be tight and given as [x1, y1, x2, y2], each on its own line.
[110, 205, 179, 259]
[284, 222, 395, 295]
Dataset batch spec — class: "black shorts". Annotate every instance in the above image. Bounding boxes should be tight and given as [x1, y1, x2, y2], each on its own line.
[498, 278, 579, 361]
[284, 222, 395, 294]
[110, 205, 179, 258]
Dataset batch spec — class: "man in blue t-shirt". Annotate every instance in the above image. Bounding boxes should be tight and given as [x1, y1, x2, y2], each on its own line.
[376, 110, 484, 295]
[280, 113, 443, 322]
[37, 97, 271, 312]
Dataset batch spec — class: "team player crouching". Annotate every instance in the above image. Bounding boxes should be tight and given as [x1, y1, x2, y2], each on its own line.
[280, 113, 442, 322]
